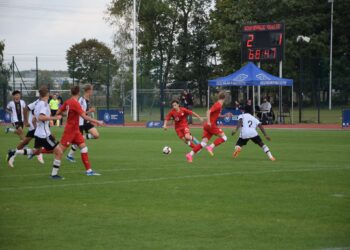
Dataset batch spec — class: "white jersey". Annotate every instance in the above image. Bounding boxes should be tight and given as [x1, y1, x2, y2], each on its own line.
[6, 100, 26, 123]
[78, 96, 89, 126]
[238, 113, 261, 139]
[27, 99, 40, 131]
[34, 100, 51, 138]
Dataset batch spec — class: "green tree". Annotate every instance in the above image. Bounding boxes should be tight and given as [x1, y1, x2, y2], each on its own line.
[0, 40, 10, 108]
[66, 39, 117, 87]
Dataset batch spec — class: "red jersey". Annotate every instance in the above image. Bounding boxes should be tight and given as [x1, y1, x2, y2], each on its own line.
[165, 107, 192, 129]
[209, 101, 222, 126]
[60, 98, 84, 133]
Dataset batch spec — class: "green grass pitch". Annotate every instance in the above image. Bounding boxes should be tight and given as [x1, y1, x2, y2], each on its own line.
[0, 126, 349, 250]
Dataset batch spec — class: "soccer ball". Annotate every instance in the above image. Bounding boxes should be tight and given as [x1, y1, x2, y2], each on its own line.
[162, 146, 172, 155]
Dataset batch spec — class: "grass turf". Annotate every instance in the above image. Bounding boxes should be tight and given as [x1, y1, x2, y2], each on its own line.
[0, 126, 349, 250]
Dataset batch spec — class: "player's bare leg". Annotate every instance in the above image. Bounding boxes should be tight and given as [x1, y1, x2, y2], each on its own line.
[66, 144, 78, 162]
[186, 137, 209, 163]
[258, 142, 275, 161]
[206, 133, 227, 156]
[183, 133, 197, 149]
[15, 127, 25, 141]
[85, 127, 99, 140]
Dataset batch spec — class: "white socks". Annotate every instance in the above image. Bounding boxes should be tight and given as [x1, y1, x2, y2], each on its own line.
[262, 145, 273, 158]
[51, 159, 61, 176]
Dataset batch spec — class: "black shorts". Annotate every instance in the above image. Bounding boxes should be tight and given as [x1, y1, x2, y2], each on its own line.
[34, 135, 59, 151]
[236, 136, 263, 147]
[12, 122, 24, 129]
[26, 129, 35, 138]
[79, 123, 94, 134]
[51, 110, 57, 116]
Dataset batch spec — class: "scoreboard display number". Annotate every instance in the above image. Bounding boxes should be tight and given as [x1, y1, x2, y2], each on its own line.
[241, 23, 285, 62]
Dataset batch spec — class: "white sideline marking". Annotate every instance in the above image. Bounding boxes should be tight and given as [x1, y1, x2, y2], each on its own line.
[0, 166, 349, 191]
[320, 247, 350, 250]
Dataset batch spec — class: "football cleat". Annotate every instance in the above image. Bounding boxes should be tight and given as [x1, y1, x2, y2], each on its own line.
[233, 148, 241, 158]
[51, 175, 64, 180]
[37, 154, 45, 164]
[86, 170, 101, 176]
[5, 127, 10, 134]
[206, 146, 214, 156]
[186, 153, 193, 163]
[269, 156, 276, 161]
[7, 150, 15, 167]
[66, 155, 76, 163]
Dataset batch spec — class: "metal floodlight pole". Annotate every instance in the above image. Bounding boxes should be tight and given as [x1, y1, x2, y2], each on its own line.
[132, 0, 138, 121]
[36, 57, 39, 89]
[328, 0, 334, 110]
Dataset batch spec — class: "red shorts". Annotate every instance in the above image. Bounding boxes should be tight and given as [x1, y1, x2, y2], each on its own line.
[202, 123, 223, 140]
[61, 130, 85, 147]
[175, 127, 190, 139]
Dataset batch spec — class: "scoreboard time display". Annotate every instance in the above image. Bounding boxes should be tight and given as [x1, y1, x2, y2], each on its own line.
[241, 23, 284, 62]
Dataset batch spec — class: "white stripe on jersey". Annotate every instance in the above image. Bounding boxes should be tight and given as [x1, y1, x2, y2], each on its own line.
[78, 96, 88, 126]
[6, 100, 26, 123]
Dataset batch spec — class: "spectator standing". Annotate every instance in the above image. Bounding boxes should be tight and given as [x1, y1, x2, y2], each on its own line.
[244, 99, 253, 115]
[49, 94, 60, 126]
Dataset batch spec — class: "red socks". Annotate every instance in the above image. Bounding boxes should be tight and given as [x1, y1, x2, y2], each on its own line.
[214, 137, 225, 147]
[81, 153, 91, 170]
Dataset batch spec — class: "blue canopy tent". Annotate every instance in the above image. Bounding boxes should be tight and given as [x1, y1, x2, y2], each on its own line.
[208, 62, 294, 123]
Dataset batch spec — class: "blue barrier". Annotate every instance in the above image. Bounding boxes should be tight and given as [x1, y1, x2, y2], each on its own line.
[217, 109, 242, 126]
[342, 109, 350, 128]
[98, 109, 124, 125]
[0, 109, 11, 123]
[146, 121, 164, 128]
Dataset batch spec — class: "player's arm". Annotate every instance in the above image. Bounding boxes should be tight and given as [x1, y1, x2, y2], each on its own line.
[206, 109, 211, 126]
[191, 111, 203, 123]
[258, 124, 271, 141]
[231, 118, 242, 136]
[24, 106, 30, 127]
[5, 103, 12, 113]
[80, 113, 104, 126]
[86, 107, 96, 113]
[163, 112, 172, 130]
[38, 113, 62, 121]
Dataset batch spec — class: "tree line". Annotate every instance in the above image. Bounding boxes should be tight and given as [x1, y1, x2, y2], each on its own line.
[106, 0, 349, 106]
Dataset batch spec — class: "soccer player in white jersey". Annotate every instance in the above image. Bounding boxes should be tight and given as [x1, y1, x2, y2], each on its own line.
[231, 112, 275, 161]
[7, 86, 64, 179]
[7, 99, 44, 167]
[5, 90, 26, 140]
[66, 84, 99, 162]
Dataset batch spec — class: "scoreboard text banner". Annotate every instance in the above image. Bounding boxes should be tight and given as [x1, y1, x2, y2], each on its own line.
[342, 109, 350, 128]
[98, 109, 124, 125]
[146, 121, 164, 128]
[217, 109, 242, 126]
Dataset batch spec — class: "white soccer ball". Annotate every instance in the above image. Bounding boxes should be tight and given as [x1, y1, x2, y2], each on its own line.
[162, 146, 172, 155]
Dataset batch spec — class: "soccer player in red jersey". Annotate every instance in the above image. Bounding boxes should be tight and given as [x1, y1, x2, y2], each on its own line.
[56, 86, 104, 176]
[186, 91, 231, 163]
[163, 100, 203, 149]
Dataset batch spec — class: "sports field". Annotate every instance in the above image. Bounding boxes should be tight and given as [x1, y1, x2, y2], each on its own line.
[0, 126, 349, 250]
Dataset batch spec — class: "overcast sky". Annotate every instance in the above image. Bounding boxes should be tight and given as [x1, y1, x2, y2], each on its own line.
[0, 0, 115, 71]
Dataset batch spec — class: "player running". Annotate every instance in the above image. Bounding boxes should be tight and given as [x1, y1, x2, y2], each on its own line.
[163, 100, 203, 149]
[7, 99, 44, 167]
[5, 90, 26, 140]
[7, 86, 64, 179]
[66, 84, 99, 162]
[56, 85, 104, 176]
[231, 112, 275, 161]
[186, 91, 231, 163]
